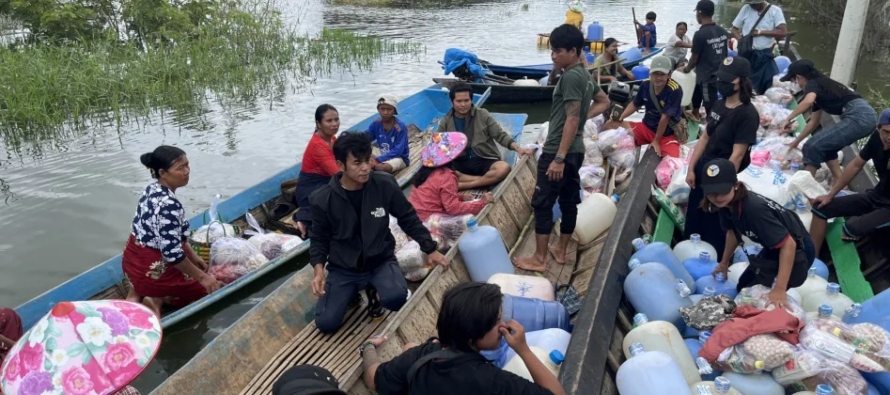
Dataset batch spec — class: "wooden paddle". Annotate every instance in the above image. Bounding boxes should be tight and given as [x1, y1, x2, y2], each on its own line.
[632, 8, 641, 46]
[587, 57, 626, 86]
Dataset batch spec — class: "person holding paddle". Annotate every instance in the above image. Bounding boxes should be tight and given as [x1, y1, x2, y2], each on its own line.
[591, 38, 634, 83]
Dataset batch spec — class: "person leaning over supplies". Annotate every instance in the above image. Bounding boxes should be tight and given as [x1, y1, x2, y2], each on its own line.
[617, 56, 684, 158]
[360, 282, 565, 395]
[809, 109, 890, 255]
[308, 133, 447, 334]
[437, 83, 535, 190]
[513, 24, 610, 273]
[731, 0, 787, 94]
[703, 159, 815, 309]
[366, 95, 410, 174]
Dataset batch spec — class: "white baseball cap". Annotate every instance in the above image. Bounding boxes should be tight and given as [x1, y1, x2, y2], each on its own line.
[377, 95, 399, 114]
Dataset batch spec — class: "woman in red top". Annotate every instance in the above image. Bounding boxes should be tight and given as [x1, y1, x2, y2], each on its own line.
[409, 132, 492, 222]
[294, 104, 341, 237]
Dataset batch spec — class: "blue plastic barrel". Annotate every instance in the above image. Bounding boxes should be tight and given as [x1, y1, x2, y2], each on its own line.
[632, 65, 649, 80]
[458, 218, 514, 282]
[728, 50, 738, 58]
[502, 294, 571, 332]
[774, 56, 791, 74]
[624, 262, 693, 331]
[631, 241, 695, 292]
[683, 251, 718, 281]
[587, 21, 604, 42]
[623, 47, 643, 64]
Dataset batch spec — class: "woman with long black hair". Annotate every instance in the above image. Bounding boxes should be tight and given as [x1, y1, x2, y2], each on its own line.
[685, 56, 759, 256]
[293, 104, 341, 238]
[782, 59, 877, 185]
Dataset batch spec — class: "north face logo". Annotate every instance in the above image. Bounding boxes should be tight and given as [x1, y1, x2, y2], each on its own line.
[371, 207, 386, 218]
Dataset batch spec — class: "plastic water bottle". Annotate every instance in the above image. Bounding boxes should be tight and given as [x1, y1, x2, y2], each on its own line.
[625, 261, 694, 330]
[503, 347, 564, 382]
[690, 286, 717, 304]
[792, 267, 829, 302]
[674, 234, 719, 263]
[727, 261, 748, 284]
[631, 241, 696, 293]
[805, 304, 841, 324]
[587, 21, 604, 42]
[811, 258, 829, 280]
[815, 384, 835, 395]
[502, 295, 570, 332]
[684, 251, 719, 281]
[801, 283, 854, 318]
[695, 273, 738, 299]
[721, 372, 783, 395]
[691, 376, 742, 395]
[685, 331, 720, 382]
[623, 314, 704, 386]
[795, 202, 812, 231]
[632, 238, 649, 252]
[458, 217, 513, 282]
[616, 343, 695, 395]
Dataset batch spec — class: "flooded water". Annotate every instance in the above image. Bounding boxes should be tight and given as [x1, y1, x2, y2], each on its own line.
[1, 0, 887, 392]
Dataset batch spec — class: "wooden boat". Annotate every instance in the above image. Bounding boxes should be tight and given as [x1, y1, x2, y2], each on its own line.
[12, 86, 496, 332]
[486, 44, 666, 81]
[432, 77, 644, 105]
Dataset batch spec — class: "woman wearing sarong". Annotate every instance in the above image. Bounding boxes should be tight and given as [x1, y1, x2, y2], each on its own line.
[122, 146, 222, 316]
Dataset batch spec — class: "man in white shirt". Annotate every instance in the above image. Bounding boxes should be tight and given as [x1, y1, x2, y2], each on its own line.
[731, 0, 787, 94]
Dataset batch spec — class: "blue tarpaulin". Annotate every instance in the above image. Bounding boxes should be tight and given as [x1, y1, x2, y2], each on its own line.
[443, 48, 488, 78]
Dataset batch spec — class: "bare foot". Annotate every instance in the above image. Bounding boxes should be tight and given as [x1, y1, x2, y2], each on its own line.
[125, 287, 142, 303]
[512, 255, 547, 272]
[142, 297, 163, 319]
[548, 244, 567, 265]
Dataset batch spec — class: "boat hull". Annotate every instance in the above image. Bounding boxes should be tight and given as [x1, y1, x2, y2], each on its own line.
[486, 45, 666, 80]
[433, 78, 643, 105]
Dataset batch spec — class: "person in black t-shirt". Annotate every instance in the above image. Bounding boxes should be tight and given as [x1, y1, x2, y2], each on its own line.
[780, 60, 877, 184]
[685, 56, 758, 257]
[680, 0, 728, 119]
[809, 109, 890, 255]
[360, 282, 564, 395]
[701, 159, 815, 309]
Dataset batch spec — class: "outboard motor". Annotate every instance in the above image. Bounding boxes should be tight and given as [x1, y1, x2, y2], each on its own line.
[605, 80, 634, 121]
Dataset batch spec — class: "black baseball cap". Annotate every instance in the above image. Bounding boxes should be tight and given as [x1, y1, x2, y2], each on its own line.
[780, 59, 816, 82]
[700, 159, 738, 195]
[695, 0, 715, 16]
[272, 365, 347, 395]
[715, 56, 752, 82]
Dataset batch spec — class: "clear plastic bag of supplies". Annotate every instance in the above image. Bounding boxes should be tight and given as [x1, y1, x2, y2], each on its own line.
[666, 166, 690, 204]
[190, 196, 237, 244]
[764, 87, 794, 107]
[772, 349, 827, 385]
[755, 102, 796, 132]
[753, 136, 803, 170]
[584, 115, 604, 139]
[788, 359, 869, 395]
[424, 214, 471, 253]
[741, 334, 796, 370]
[850, 323, 890, 372]
[608, 149, 636, 174]
[713, 345, 765, 374]
[390, 216, 412, 252]
[245, 213, 287, 260]
[656, 156, 686, 190]
[735, 285, 806, 321]
[209, 237, 268, 283]
[397, 241, 431, 282]
[579, 165, 606, 193]
[596, 128, 634, 156]
[799, 318, 858, 365]
[583, 138, 604, 166]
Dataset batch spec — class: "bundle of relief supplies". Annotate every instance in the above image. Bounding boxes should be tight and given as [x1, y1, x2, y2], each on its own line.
[397, 241, 430, 282]
[735, 285, 807, 321]
[189, 195, 239, 262]
[751, 86, 798, 138]
[591, 120, 637, 184]
[749, 136, 804, 170]
[654, 146, 693, 204]
[800, 316, 890, 373]
[712, 334, 796, 373]
[208, 237, 268, 284]
[391, 214, 470, 282]
[243, 213, 303, 260]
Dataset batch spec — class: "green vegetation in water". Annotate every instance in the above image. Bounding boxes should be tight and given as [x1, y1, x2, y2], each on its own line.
[328, 0, 480, 7]
[772, 0, 890, 53]
[0, 0, 423, 144]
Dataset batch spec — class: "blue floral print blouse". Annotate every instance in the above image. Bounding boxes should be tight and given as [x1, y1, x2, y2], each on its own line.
[131, 183, 190, 264]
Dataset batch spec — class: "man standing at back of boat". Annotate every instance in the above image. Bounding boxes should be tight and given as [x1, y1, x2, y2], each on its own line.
[308, 133, 448, 334]
[437, 83, 535, 190]
[731, 0, 787, 94]
[680, 0, 728, 119]
[513, 24, 610, 272]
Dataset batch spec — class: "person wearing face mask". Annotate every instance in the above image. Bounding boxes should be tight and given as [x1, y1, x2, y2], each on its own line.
[702, 159, 814, 310]
[361, 282, 565, 395]
[731, 0, 787, 94]
[781, 60, 877, 185]
[685, 57, 759, 258]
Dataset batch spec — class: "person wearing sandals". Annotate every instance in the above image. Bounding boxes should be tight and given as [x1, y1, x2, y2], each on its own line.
[294, 104, 342, 239]
[408, 132, 493, 222]
[123, 146, 222, 317]
[809, 109, 890, 255]
[308, 133, 448, 334]
[360, 282, 565, 395]
[781, 60, 877, 186]
[703, 159, 814, 310]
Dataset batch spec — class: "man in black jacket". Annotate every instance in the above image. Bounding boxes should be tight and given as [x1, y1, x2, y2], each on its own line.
[309, 133, 448, 334]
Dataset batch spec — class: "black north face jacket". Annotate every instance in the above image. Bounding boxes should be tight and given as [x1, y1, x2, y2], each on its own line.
[308, 172, 437, 271]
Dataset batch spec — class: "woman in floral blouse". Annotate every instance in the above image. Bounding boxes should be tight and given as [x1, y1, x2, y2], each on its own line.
[122, 146, 221, 317]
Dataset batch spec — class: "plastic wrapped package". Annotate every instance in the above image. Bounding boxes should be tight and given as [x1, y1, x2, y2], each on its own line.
[209, 237, 268, 283]
[609, 149, 636, 183]
[741, 334, 796, 370]
[584, 115, 604, 139]
[583, 137, 605, 166]
[390, 216, 412, 252]
[735, 285, 806, 321]
[656, 156, 686, 190]
[753, 136, 803, 170]
[850, 323, 890, 371]
[596, 127, 633, 156]
[667, 166, 690, 204]
[751, 150, 771, 167]
[772, 350, 826, 385]
[397, 241, 430, 282]
[787, 359, 869, 395]
[755, 102, 795, 132]
[764, 88, 794, 107]
[191, 222, 237, 244]
[424, 214, 471, 253]
[535, 122, 550, 145]
[737, 165, 798, 209]
[713, 345, 766, 374]
[579, 165, 606, 193]
[799, 319, 858, 364]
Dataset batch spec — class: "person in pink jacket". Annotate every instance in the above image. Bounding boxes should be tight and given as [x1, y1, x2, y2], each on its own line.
[409, 132, 493, 222]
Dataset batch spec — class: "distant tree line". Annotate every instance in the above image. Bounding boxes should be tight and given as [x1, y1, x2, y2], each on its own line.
[772, 0, 890, 53]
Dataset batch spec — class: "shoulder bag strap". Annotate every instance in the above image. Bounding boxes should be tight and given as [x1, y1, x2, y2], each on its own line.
[407, 349, 461, 387]
[648, 82, 676, 127]
[750, 4, 772, 33]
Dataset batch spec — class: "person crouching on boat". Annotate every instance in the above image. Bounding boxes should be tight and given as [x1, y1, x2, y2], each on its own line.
[366, 95, 410, 174]
[781, 60, 877, 186]
[293, 104, 342, 238]
[617, 55, 684, 158]
[437, 83, 535, 191]
[591, 38, 635, 83]
[702, 159, 814, 309]
[360, 282, 566, 395]
[123, 146, 222, 317]
[408, 132, 493, 222]
[308, 133, 447, 334]
[809, 109, 890, 256]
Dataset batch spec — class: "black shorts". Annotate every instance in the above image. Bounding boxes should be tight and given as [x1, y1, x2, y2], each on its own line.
[812, 190, 890, 238]
[452, 156, 498, 177]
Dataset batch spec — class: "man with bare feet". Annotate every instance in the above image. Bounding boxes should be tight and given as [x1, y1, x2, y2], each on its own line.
[437, 82, 535, 190]
[513, 24, 609, 272]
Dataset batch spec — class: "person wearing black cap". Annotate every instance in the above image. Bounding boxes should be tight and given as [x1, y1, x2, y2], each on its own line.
[273, 365, 347, 395]
[781, 59, 877, 184]
[702, 158, 815, 309]
[685, 56, 759, 259]
[731, 0, 787, 94]
[681, 0, 728, 118]
[809, 108, 890, 255]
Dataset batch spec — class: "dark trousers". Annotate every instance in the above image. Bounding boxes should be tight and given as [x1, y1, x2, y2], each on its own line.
[315, 260, 408, 334]
[692, 81, 718, 116]
[685, 157, 727, 256]
[812, 190, 890, 238]
[531, 153, 584, 235]
[745, 49, 779, 95]
[736, 234, 815, 292]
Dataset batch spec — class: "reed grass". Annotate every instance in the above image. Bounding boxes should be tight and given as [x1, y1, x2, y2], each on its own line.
[0, 7, 421, 141]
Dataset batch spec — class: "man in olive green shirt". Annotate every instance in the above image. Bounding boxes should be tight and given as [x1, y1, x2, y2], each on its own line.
[514, 24, 610, 272]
